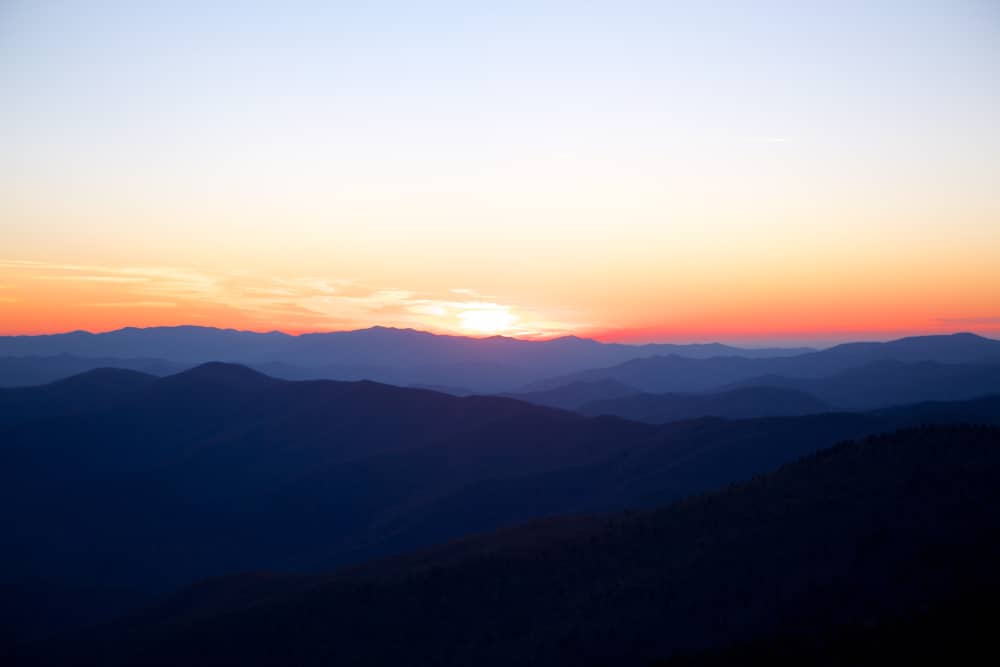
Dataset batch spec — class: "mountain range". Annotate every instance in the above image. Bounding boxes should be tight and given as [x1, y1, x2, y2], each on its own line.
[3, 329, 998, 406]
[4, 329, 1000, 662]
[522, 332, 1000, 394]
[3, 361, 1000, 652]
[577, 386, 831, 422]
[0, 326, 813, 391]
[22, 424, 1000, 666]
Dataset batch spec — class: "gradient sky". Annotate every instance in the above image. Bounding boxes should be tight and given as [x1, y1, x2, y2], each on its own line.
[2, 1, 998, 343]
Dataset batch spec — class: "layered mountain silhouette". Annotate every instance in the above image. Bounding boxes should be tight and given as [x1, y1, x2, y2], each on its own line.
[727, 359, 1000, 410]
[0, 326, 810, 390]
[0, 368, 157, 426]
[524, 333, 1000, 396]
[25, 425, 1000, 667]
[0, 326, 812, 365]
[0, 354, 183, 387]
[3, 363, 1000, 651]
[503, 379, 640, 410]
[4, 331, 998, 401]
[578, 386, 830, 422]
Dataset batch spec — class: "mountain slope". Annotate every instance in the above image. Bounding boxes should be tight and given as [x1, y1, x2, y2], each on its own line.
[0, 325, 813, 366]
[503, 379, 640, 409]
[525, 333, 1000, 394]
[579, 386, 829, 422]
[35, 425, 1000, 667]
[0, 326, 812, 391]
[0, 355, 182, 387]
[0, 368, 158, 426]
[728, 359, 1000, 410]
[3, 365, 999, 647]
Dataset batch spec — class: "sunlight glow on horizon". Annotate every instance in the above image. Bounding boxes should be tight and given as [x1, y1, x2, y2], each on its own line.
[458, 304, 519, 336]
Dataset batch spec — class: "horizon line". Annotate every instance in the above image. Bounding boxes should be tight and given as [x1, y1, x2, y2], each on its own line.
[0, 323, 994, 349]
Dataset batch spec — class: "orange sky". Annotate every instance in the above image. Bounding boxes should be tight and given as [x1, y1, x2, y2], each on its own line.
[2, 251, 998, 344]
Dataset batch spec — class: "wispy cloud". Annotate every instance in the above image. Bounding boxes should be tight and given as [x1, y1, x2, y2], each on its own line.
[936, 316, 1000, 326]
[0, 259, 586, 337]
[83, 301, 178, 308]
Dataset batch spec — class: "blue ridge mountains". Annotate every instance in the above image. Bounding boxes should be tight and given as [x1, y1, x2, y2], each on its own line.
[0, 325, 811, 390]
[3, 329, 1000, 415]
[16, 423, 1000, 666]
[3, 359, 1000, 649]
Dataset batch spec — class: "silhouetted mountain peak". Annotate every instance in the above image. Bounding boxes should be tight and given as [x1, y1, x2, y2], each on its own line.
[161, 362, 279, 390]
[50, 367, 157, 390]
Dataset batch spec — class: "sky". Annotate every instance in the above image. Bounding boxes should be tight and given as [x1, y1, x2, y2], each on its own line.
[2, 1, 998, 344]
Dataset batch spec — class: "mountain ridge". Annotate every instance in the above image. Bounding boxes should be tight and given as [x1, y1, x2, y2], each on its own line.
[27, 424, 1000, 667]
[578, 385, 830, 422]
[0, 326, 814, 392]
[523, 333, 1000, 394]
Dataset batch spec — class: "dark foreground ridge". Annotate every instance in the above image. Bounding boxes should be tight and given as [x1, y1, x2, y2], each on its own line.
[3, 363, 1000, 650]
[22, 425, 1000, 666]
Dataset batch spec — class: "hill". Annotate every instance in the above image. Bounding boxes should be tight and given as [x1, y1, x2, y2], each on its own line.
[525, 333, 1000, 394]
[3, 365, 999, 647]
[503, 379, 640, 409]
[0, 368, 158, 426]
[728, 359, 1000, 410]
[0, 355, 182, 387]
[0, 326, 811, 390]
[579, 386, 829, 422]
[29, 425, 1000, 667]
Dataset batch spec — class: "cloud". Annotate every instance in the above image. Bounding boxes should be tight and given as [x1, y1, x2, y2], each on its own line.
[83, 301, 177, 308]
[35, 275, 151, 283]
[935, 316, 1000, 326]
[0, 259, 587, 337]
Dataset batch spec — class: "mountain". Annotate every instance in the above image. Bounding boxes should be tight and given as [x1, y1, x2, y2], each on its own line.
[0, 326, 814, 365]
[0, 354, 182, 387]
[29, 425, 1000, 667]
[0, 364, 619, 637]
[503, 379, 640, 410]
[0, 326, 813, 390]
[727, 359, 1000, 410]
[525, 333, 1000, 393]
[0, 368, 157, 426]
[3, 364, 1000, 647]
[579, 386, 830, 422]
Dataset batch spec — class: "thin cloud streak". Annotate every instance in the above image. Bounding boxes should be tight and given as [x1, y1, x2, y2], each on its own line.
[0, 259, 586, 337]
[936, 316, 1000, 326]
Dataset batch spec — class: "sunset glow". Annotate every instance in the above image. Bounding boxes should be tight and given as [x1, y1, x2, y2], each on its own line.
[458, 304, 518, 335]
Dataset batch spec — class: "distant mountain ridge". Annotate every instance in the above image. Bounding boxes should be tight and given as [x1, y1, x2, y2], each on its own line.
[524, 333, 1000, 394]
[0, 354, 184, 387]
[579, 386, 830, 422]
[503, 379, 640, 410]
[0, 326, 812, 390]
[727, 359, 1000, 410]
[0, 325, 814, 365]
[0, 368, 158, 426]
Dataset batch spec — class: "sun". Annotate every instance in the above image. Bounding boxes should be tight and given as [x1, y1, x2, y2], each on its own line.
[457, 304, 517, 335]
